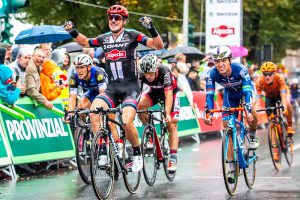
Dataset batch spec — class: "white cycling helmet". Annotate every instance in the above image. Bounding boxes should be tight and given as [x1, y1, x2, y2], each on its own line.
[211, 45, 232, 60]
[140, 54, 158, 73]
[73, 54, 93, 67]
[291, 78, 299, 85]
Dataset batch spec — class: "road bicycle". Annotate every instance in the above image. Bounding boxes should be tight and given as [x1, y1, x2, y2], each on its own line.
[64, 109, 93, 185]
[137, 108, 175, 186]
[256, 102, 294, 171]
[206, 105, 257, 195]
[79, 107, 141, 200]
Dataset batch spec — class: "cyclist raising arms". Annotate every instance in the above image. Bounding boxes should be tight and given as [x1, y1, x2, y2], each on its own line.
[138, 54, 180, 172]
[68, 54, 108, 113]
[64, 5, 164, 172]
[255, 62, 294, 136]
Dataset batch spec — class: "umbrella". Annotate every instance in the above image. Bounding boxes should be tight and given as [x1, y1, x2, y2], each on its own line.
[161, 46, 205, 62]
[15, 25, 72, 44]
[136, 43, 166, 57]
[230, 46, 248, 58]
[58, 42, 83, 53]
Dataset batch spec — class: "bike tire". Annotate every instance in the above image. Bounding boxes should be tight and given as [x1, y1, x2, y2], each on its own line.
[141, 124, 158, 186]
[243, 135, 256, 189]
[222, 130, 239, 195]
[75, 128, 92, 184]
[267, 124, 282, 171]
[162, 127, 176, 182]
[281, 121, 294, 166]
[122, 138, 141, 194]
[90, 131, 114, 200]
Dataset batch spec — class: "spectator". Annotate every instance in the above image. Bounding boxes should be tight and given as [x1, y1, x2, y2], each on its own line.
[51, 49, 64, 67]
[0, 65, 21, 105]
[186, 67, 202, 91]
[175, 53, 189, 75]
[39, 43, 52, 59]
[25, 48, 53, 109]
[82, 47, 95, 58]
[9, 47, 32, 95]
[40, 60, 65, 101]
[0, 48, 6, 64]
[4, 45, 12, 64]
[62, 52, 71, 73]
[11, 46, 21, 62]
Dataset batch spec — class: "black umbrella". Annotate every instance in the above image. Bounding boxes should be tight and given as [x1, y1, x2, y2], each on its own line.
[161, 46, 205, 62]
[58, 42, 82, 53]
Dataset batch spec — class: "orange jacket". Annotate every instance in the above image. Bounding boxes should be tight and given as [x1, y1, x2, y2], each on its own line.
[40, 60, 62, 101]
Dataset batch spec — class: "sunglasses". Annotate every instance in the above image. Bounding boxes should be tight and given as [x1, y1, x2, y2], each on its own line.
[263, 72, 274, 77]
[108, 15, 123, 21]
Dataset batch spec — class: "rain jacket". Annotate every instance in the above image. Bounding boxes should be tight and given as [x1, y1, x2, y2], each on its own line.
[0, 64, 21, 105]
[40, 60, 63, 101]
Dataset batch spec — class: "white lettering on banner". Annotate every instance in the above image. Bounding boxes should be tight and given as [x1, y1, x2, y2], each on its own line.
[178, 107, 196, 121]
[212, 25, 235, 38]
[5, 118, 68, 141]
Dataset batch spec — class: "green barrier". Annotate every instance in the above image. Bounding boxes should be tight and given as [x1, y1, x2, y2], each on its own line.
[0, 123, 12, 167]
[0, 97, 75, 165]
[9, 104, 36, 119]
[135, 92, 199, 138]
[0, 103, 25, 121]
[37, 104, 65, 117]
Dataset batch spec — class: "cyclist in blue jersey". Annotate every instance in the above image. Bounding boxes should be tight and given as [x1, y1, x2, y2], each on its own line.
[68, 54, 108, 113]
[203, 46, 259, 183]
[290, 78, 300, 104]
[64, 5, 164, 172]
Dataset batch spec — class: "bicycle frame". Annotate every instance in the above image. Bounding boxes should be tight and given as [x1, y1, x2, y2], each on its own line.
[268, 109, 287, 151]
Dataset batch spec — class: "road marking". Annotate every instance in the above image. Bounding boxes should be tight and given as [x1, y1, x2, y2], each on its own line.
[193, 176, 292, 179]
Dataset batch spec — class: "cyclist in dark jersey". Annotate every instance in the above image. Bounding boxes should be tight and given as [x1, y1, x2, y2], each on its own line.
[68, 54, 108, 113]
[138, 54, 180, 172]
[64, 5, 164, 172]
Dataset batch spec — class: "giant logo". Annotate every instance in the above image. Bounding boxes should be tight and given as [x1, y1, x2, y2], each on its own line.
[212, 25, 235, 37]
[105, 49, 126, 61]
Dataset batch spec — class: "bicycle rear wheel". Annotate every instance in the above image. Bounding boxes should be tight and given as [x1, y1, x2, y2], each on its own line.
[281, 121, 294, 166]
[122, 139, 141, 194]
[222, 130, 239, 195]
[141, 124, 158, 186]
[76, 128, 92, 184]
[243, 135, 256, 189]
[162, 127, 176, 182]
[90, 131, 114, 200]
[267, 124, 282, 171]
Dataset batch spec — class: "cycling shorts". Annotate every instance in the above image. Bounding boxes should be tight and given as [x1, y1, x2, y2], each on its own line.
[141, 90, 180, 119]
[265, 97, 281, 116]
[83, 90, 99, 103]
[96, 79, 140, 110]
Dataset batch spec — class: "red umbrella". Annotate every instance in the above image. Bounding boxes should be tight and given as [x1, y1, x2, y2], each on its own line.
[230, 46, 248, 58]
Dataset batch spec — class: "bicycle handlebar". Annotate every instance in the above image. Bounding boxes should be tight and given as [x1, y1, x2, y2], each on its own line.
[206, 107, 245, 113]
[256, 105, 284, 112]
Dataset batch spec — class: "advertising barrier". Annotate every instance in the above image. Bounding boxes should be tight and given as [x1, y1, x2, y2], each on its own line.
[0, 97, 75, 165]
[0, 123, 12, 167]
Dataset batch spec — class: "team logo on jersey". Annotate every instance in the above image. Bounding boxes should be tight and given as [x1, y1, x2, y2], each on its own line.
[97, 74, 104, 81]
[105, 49, 126, 61]
[69, 78, 75, 86]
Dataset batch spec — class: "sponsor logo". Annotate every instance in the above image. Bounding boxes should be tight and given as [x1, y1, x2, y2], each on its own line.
[69, 78, 75, 85]
[216, 12, 238, 16]
[212, 25, 235, 38]
[103, 43, 128, 49]
[217, 0, 238, 3]
[97, 74, 104, 81]
[105, 49, 126, 61]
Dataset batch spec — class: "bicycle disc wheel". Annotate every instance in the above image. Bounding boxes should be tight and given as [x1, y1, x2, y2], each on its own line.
[281, 121, 294, 166]
[243, 135, 256, 189]
[122, 139, 141, 194]
[162, 127, 176, 182]
[76, 128, 92, 184]
[141, 124, 158, 186]
[222, 130, 239, 195]
[267, 124, 282, 171]
[90, 131, 114, 200]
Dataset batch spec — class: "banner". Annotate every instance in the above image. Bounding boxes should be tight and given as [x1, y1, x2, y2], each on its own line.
[0, 97, 75, 165]
[205, 0, 242, 53]
[193, 91, 222, 132]
[0, 122, 12, 167]
[134, 92, 200, 138]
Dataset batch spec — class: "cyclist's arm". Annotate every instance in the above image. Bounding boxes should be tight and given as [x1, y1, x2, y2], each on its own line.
[146, 36, 164, 50]
[68, 94, 77, 111]
[73, 33, 90, 47]
[278, 75, 289, 110]
[240, 68, 252, 112]
[205, 72, 215, 112]
[164, 89, 173, 117]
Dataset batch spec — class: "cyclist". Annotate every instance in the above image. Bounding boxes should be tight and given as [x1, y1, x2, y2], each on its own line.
[64, 5, 164, 172]
[289, 78, 300, 105]
[138, 54, 179, 172]
[255, 62, 294, 137]
[68, 54, 108, 113]
[203, 46, 259, 183]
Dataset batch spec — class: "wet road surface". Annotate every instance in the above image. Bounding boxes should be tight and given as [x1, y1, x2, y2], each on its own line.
[1, 125, 300, 200]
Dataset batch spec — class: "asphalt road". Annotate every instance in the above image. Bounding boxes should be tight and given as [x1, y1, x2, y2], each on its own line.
[1, 125, 300, 200]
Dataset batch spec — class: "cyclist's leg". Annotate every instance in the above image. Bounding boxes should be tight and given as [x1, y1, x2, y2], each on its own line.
[137, 93, 154, 125]
[286, 101, 294, 135]
[248, 93, 259, 149]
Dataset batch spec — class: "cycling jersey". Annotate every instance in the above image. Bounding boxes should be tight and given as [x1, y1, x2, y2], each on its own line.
[206, 62, 253, 113]
[140, 66, 180, 118]
[290, 85, 300, 99]
[255, 73, 288, 99]
[69, 66, 108, 102]
[88, 29, 149, 82]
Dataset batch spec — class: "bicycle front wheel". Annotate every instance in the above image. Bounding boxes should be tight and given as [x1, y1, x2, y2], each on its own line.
[243, 135, 256, 189]
[122, 139, 141, 194]
[222, 130, 239, 195]
[90, 131, 114, 200]
[281, 121, 294, 166]
[141, 124, 158, 186]
[162, 127, 176, 182]
[76, 128, 92, 184]
[268, 124, 282, 171]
